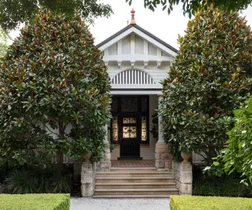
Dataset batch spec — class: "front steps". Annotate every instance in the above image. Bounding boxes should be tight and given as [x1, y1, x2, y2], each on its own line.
[93, 167, 179, 198]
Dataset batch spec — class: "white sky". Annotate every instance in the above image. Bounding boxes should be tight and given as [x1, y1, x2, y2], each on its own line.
[9, 1, 252, 49]
[89, 0, 252, 49]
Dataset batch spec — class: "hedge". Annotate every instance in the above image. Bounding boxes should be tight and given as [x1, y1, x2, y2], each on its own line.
[0, 194, 70, 210]
[170, 195, 252, 210]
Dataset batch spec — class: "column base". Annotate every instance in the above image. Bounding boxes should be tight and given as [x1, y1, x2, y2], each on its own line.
[155, 143, 172, 169]
[99, 160, 111, 171]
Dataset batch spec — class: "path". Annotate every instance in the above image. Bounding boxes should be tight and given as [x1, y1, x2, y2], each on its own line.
[70, 198, 170, 210]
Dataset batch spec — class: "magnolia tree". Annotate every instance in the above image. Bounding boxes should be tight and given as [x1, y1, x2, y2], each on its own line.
[0, 29, 8, 57]
[160, 7, 252, 163]
[0, 0, 112, 31]
[223, 98, 252, 184]
[0, 9, 111, 174]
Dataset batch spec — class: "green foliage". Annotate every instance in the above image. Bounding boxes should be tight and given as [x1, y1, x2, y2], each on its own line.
[0, 9, 111, 166]
[222, 98, 252, 184]
[0, 0, 112, 31]
[127, 0, 252, 18]
[193, 176, 252, 197]
[160, 7, 252, 163]
[170, 195, 252, 210]
[0, 29, 9, 57]
[4, 165, 71, 193]
[193, 165, 252, 197]
[0, 194, 70, 210]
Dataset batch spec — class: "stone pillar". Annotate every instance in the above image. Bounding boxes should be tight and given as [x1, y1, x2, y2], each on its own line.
[173, 160, 192, 195]
[155, 95, 172, 169]
[99, 124, 111, 171]
[81, 162, 96, 197]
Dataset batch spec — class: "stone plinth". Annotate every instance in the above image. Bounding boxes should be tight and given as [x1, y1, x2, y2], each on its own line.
[81, 162, 96, 197]
[99, 143, 111, 171]
[155, 143, 172, 169]
[173, 161, 192, 195]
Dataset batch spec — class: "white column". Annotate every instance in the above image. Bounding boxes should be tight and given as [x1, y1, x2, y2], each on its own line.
[157, 95, 165, 144]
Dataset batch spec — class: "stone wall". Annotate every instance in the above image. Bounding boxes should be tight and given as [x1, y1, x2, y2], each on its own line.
[172, 161, 192, 195]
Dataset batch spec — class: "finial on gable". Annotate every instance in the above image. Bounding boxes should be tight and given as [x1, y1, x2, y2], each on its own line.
[130, 9, 136, 25]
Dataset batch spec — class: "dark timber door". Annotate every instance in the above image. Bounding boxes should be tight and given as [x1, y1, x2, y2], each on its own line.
[111, 96, 149, 160]
[120, 116, 140, 159]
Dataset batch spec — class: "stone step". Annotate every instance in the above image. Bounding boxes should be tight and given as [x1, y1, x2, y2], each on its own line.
[96, 176, 174, 183]
[93, 195, 172, 198]
[96, 171, 173, 177]
[110, 167, 157, 172]
[95, 182, 176, 189]
[94, 188, 179, 196]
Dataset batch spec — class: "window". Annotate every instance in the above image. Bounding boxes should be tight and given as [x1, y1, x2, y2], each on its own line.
[141, 117, 147, 141]
[120, 98, 138, 112]
[112, 117, 118, 141]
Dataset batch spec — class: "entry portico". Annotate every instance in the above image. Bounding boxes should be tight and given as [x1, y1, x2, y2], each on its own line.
[81, 10, 193, 197]
[97, 9, 177, 168]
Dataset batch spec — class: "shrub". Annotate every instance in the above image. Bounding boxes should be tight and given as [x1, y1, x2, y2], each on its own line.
[193, 176, 252, 197]
[0, 194, 69, 210]
[170, 195, 252, 210]
[193, 165, 252, 197]
[222, 98, 252, 184]
[4, 166, 71, 194]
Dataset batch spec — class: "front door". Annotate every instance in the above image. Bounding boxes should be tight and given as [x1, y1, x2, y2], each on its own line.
[120, 116, 140, 159]
[111, 96, 149, 160]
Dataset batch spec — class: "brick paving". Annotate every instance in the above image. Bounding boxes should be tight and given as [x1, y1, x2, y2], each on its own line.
[111, 160, 155, 167]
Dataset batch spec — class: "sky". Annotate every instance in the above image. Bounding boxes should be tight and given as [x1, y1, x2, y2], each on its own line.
[9, 1, 252, 49]
[89, 0, 252, 49]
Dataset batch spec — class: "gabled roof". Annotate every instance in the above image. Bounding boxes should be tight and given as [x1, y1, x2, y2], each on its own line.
[96, 24, 178, 54]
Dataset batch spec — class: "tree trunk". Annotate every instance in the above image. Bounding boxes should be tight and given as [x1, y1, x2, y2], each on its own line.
[56, 121, 65, 178]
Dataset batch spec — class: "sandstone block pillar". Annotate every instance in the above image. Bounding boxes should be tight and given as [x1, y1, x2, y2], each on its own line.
[99, 124, 111, 171]
[81, 162, 96, 197]
[178, 163, 192, 195]
[173, 160, 193, 195]
[155, 95, 172, 169]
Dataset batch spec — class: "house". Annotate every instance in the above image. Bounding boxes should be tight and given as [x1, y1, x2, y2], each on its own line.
[97, 9, 177, 163]
[79, 10, 193, 198]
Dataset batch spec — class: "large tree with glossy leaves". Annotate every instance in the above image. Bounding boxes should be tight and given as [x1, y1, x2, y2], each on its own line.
[127, 0, 252, 18]
[160, 7, 252, 163]
[0, 29, 9, 57]
[0, 9, 111, 174]
[0, 0, 112, 31]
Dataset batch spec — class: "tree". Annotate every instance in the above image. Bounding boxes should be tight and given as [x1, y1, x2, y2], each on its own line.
[160, 7, 252, 163]
[0, 0, 112, 31]
[0, 8, 111, 175]
[222, 98, 252, 184]
[0, 29, 9, 57]
[127, 0, 252, 18]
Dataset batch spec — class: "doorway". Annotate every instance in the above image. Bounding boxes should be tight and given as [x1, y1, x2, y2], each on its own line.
[111, 96, 149, 159]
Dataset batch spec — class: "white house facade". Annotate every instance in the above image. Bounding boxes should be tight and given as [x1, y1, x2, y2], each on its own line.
[97, 9, 178, 163]
[80, 10, 193, 198]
